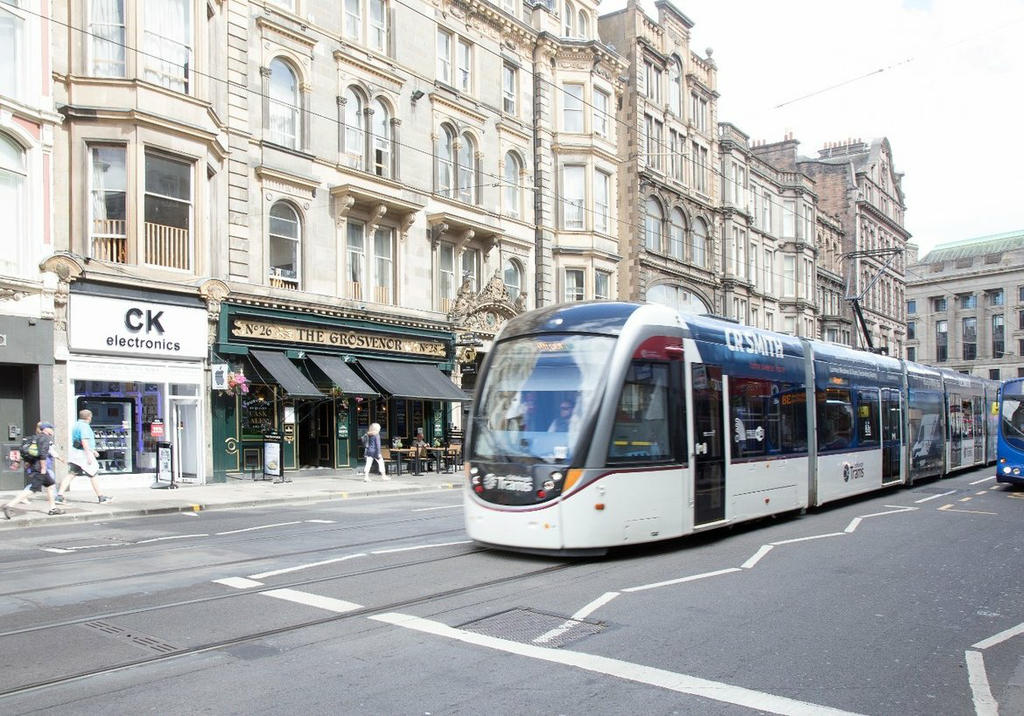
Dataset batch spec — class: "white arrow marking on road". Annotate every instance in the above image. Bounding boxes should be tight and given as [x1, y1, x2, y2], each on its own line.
[373, 612, 865, 716]
[914, 490, 956, 503]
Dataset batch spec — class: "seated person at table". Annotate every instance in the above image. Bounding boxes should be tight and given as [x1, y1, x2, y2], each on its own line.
[412, 429, 428, 448]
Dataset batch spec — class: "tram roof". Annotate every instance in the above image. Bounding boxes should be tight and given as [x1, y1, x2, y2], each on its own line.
[807, 340, 902, 370]
[497, 301, 645, 340]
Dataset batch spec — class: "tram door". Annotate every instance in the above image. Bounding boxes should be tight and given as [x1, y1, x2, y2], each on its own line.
[691, 364, 725, 525]
[881, 388, 902, 483]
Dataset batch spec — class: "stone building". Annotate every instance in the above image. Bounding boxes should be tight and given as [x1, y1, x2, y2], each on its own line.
[46, 0, 625, 482]
[905, 232, 1024, 380]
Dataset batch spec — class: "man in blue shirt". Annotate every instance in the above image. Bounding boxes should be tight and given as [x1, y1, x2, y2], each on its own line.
[56, 409, 112, 504]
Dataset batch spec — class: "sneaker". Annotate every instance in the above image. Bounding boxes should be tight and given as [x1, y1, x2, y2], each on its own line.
[381, 475, 391, 481]
[2, 506, 10, 520]
[54, 494, 65, 504]
[98, 495, 113, 503]
[47, 508, 64, 516]
[363, 475, 371, 482]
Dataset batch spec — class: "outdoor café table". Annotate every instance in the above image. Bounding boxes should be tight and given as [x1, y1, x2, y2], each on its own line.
[392, 448, 420, 475]
[426, 447, 446, 472]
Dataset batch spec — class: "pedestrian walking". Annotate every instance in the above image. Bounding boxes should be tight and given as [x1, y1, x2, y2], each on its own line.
[2, 421, 63, 519]
[362, 422, 389, 482]
[57, 409, 113, 504]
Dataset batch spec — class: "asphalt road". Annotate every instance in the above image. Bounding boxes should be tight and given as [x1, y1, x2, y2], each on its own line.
[0, 468, 1020, 715]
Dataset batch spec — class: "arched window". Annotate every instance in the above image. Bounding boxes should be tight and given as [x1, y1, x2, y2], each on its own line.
[458, 132, 476, 204]
[669, 209, 685, 260]
[372, 98, 391, 178]
[503, 258, 523, 303]
[269, 58, 299, 149]
[344, 87, 364, 169]
[503, 151, 522, 218]
[669, 57, 683, 116]
[577, 10, 588, 38]
[563, 1, 574, 36]
[437, 124, 455, 197]
[0, 133, 25, 271]
[691, 217, 708, 268]
[644, 198, 663, 253]
[268, 201, 300, 289]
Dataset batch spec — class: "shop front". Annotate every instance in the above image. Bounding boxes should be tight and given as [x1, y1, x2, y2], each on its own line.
[212, 304, 466, 481]
[65, 287, 209, 486]
[0, 315, 55, 490]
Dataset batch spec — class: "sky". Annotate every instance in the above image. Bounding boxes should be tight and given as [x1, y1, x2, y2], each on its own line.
[598, 0, 1024, 256]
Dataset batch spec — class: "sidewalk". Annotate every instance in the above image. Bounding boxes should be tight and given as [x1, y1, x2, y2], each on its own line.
[0, 467, 462, 529]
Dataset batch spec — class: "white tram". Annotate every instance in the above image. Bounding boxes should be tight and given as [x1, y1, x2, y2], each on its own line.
[463, 302, 996, 554]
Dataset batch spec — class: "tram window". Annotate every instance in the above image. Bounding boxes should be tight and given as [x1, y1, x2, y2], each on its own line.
[730, 377, 770, 458]
[608, 361, 672, 463]
[778, 386, 808, 454]
[856, 389, 880, 447]
[817, 388, 853, 452]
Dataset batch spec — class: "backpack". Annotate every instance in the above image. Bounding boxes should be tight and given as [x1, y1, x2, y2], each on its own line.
[21, 433, 49, 464]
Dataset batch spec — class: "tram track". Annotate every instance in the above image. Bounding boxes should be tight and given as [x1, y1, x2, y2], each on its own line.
[0, 552, 575, 700]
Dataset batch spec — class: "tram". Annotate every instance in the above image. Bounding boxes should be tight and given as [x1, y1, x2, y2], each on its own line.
[463, 302, 996, 554]
[997, 377, 1024, 485]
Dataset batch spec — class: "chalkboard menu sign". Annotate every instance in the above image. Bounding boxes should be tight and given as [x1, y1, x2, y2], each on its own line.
[241, 391, 276, 438]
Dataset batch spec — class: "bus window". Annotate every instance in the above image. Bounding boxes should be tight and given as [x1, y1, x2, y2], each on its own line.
[608, 361, 672, 463]
[856, 389, 880, 447]
[1000, 392, 1024, 448]
[817, 388, 853, 452]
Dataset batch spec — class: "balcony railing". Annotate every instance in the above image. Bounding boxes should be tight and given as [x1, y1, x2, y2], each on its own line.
[269, 276, 299, 290]
[348, 281, 363, 301]
[91, 219, 128, 263]
[144, 221, 191, 271]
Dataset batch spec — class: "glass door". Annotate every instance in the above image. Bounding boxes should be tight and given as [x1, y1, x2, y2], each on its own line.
[691, 364, 725, 525]
[169, 398, 202, 484]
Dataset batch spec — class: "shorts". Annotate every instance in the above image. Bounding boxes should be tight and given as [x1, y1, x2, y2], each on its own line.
[25, 468, 56, 493]
[68, 463, 86, 476]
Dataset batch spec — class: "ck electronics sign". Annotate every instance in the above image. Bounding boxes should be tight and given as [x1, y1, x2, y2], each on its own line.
[68, 295, 207, 360]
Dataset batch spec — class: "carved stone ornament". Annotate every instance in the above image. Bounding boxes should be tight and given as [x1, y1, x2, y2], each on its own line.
[0, 288, 29, 302]
[199, 278, 230, 346]
[447, 268, 522, 337]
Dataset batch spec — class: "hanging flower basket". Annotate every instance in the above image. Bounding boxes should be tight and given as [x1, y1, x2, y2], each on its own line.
[223, 371, 250, 397]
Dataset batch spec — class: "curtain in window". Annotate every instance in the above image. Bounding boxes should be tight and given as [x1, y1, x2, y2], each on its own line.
[562, 165, 584, 229]
[143, 0, 191, 93]
[373, 228, 393, 304]
[269, 202, 300, 282]
[372, 99, 390, 177]
[503, 259, 521, 301]
[437, 126, 454, 196]
[347, 222, 365, 300]
[269, 59, 298, 149]
[503, 152, 520, 217]
[344, 88, 364, 169]
[89, 0, 125, 77]
[457, 133, 475, 203]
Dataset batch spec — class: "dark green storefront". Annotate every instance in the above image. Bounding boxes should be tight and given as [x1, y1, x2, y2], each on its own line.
[210, 303, 465, 482]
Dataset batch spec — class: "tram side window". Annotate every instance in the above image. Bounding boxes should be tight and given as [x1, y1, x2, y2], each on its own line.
[730, 378, 806, 457]
[608, 361, 672, 463]
[778, 385, 808, 453]
[817, 388, 853, 452]
[856, 389, 880, 447]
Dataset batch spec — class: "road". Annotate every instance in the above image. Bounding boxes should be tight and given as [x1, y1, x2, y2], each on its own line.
[0, 468, 1020, 715]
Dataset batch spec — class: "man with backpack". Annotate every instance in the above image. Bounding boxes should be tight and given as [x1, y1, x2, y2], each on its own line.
[2, 421, 63, 519]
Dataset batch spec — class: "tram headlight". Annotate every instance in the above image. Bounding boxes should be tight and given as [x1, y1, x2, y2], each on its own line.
[543, 480, 555, 491]
[550, 472, 563, 482]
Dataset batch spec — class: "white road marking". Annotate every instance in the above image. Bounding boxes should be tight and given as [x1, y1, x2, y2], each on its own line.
[965, 650, 998, 716]
[371, 540, 473, 554]
[741, 545, 774, 569]
[969, 475, 996, 485]
[215, 521, 303, 535]
[305, 519, 335, 523]
[411, 504, 462, 512]
[914, 490, 956, 503]
[772, 532, 845, 545]
[975, 491, 989, 496]
[973, 620, 1024, 650]
[41, 547, 73, 554]
[622, 568, 740, 593]
[135, 534, 209, 544]
[249, 552, 367, 579]
[372, 612, 864, 716]
[937, 505, 997, 515]
[181, 512, 199, 517]
[213, 577, 264, 589]
[262, 588, 362, 613]
[533, 592, 621, 645]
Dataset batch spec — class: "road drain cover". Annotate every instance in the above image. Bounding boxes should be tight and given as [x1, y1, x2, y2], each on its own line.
[458, 607, 604, 648]
[83, 620, 178, 654]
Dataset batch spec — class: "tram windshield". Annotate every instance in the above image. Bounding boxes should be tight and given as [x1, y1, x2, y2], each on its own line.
[471, 333, 614, 464]
[1000, 389, 1024, 449]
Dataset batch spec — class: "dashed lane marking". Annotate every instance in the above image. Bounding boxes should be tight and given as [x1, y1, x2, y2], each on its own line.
[937, 504, 997, 515]
[213, 577, 263, 589]
[371, 540, 472, 554]
[262, 588, 362, 613]
[215, 521, 304, 535]
[411, 504, 462, 512]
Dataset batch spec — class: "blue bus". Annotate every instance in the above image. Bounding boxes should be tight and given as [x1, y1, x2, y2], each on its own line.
[997, 378, 1024, 485]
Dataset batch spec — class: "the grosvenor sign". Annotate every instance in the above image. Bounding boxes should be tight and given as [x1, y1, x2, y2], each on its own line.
[230, 318, 446, 358]
[68, 295, 208, 360]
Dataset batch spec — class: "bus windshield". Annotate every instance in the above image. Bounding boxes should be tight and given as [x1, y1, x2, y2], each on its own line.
[470, 333, 614, 464]
[1001, 390, 1024, 449]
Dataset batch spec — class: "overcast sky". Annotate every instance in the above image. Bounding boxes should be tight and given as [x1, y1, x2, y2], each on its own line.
[599, 0, 1024, 255]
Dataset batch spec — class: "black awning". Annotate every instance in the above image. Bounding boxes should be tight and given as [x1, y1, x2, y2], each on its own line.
[250, 350, 323, 398]
[357, 358, 467, 401]
[307, 354, 378, 396]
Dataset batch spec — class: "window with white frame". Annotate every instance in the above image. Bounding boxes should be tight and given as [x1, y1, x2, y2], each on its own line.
[268, 58, 299, 149]
[143, 0, 191, 94]
[563, 1, 574, 36]
[502, 64, 517, 115]
[438, 242, 455, 311]
[503, 151, 522, 218]
[371, 99, 391, 178]
[144, 151, 192, 271]
[436, 29, 451, 84]
[594, 170, 610, 233]
[669, 209, 685, 260]
[577, 9, 588, 38]
[501, 0, 516, 16]
[647, 63, 662, 103]
[690, 93, 707, 132]
[89, 144, 127, 263]
[749, 246, 758, 289]
[456, 38, 472, 92]
[691, 217, 707, 268]
[802, 203, 813, 240]
[563, 83, 584, 132]
[644, 198, 663, 253]
[437, 124, 455, 197]
[784, 316, 796, 335]
[669, 57, 682, 116]
[595, 270, 610, 300]
[762, 191, 773, 232]
[645, 115, 663, 171]
[565, 269, 584, 302]
[691, 142, 708, 193]
[0, 1, 23, 100]
[561, 165, 584, 230]
[457, 132, 476, 204]
[736, 229, 746, 279]
[347, 221, 367, 300]
[782, 255, 796, 296]
[804, 259, 813, 300]
[372, 226, 394, 304]
[669, 130, 685, 182]
[782, 199, 796, 237]
[0, 133, 24, 271]
[593, 88, 609, 138]
[343, 87, 365, 170]
[461, 247, 480, 292]
[503, 258, 522, 302]
[268, 201, 300, 288]
[89, 0, 126, 78]
[763, 249, 773, 294]
[345, 0, 388, 53]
